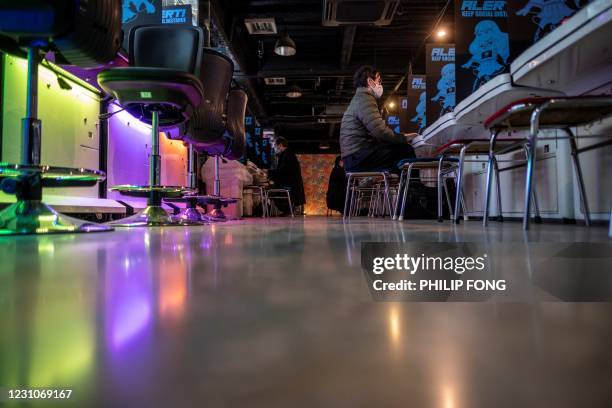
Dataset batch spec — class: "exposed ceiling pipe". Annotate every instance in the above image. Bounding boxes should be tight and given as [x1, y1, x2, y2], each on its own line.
[234, 70, 405, 79]
[336, 25, 356, 94]
[206, 0, 267, 118]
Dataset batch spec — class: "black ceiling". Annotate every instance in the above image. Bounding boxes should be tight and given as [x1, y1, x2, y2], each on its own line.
[210, 0, 453, 153]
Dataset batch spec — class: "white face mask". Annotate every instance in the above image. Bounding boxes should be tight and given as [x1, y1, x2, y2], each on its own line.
[371, 82, 383, 99]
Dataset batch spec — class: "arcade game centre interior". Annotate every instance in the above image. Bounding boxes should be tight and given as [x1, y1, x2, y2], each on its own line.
[0, 1, 611, 407]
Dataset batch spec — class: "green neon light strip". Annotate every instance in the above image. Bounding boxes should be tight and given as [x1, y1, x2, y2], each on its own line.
[40, 60, 101, 96]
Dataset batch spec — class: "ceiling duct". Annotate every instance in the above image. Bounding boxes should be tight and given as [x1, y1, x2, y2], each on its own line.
[244, 18, 277, 35]
[322, 0, 400, 27]
[264, 77, 287, 85]
[324, 104, 348, 115]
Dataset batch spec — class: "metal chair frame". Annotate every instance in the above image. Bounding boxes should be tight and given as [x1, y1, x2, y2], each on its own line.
[483, 97, 612, 229]
[266, 188, 294, 217]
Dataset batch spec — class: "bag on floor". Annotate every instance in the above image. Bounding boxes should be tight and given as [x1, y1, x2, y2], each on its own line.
[401, 181, 453, 220]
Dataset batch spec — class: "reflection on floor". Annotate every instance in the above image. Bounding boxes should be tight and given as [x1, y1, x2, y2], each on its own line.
[0, 217, 610, 407]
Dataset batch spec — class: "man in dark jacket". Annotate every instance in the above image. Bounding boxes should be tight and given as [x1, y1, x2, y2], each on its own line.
[326, 156, 347, 213]
[340, 66, 417, 173]
[268, 137, 306, 213]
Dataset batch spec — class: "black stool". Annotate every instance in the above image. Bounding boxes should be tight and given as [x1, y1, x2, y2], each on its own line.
[169, 49, 247, 222]
[0, 0, 122, 234]
[98, 25, 205, 227]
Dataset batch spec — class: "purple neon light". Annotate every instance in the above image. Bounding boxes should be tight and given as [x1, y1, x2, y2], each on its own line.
[106, 254, 153, 351]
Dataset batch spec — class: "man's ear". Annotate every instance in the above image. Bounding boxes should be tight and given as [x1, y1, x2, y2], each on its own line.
[366, 77, 374, 88]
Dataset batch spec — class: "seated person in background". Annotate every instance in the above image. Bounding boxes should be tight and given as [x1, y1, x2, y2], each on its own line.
[326, 156, 347, 214]
[267, 137, 306, 214]
[340, 65, 417, 173]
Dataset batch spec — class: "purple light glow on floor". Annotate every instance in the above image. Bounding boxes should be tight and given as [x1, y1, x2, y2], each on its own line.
[105, 253, 153, 351]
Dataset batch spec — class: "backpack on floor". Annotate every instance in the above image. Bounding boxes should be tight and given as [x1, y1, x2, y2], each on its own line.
[401, 181, 453, 220]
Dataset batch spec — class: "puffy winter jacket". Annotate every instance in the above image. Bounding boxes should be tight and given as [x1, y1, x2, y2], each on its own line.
[339, 87, 406, 158]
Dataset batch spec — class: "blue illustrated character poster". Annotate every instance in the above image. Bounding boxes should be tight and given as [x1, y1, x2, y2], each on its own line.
[461, 20, 509, 92]
[386, 116, 401, 134]
[426, 44, 455, 120]
[411, 91, 427, 133]
[516, 0, 583, 41]
[431, 63, 456, 116]
[455, 1, 510, 103]
[507, 0, 591, 58]
[400, 74, 426, 134]
[123, 0, 157, 23]
[122, 0, 161, 49]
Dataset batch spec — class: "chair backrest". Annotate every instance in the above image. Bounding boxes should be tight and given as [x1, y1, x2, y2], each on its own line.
[187, 48, 234, 145]
[0, 0, 122, 67]
[224, 89, 248, 160]
[129, 25, 204, 76]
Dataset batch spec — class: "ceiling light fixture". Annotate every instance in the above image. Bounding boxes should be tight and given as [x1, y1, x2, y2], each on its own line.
[436, 29, 447, 38]
[286, 84, 302, 98]
[274, 32, 297, 56]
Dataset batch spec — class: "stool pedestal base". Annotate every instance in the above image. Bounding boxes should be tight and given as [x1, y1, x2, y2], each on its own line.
[0, 200, 113, 235]
[204, 208, 227, 222]
[107, 205, 176, 227]
[174, 207, 208, 225]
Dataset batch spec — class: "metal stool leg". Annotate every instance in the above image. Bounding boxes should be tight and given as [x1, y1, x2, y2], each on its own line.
[437, 155, 445, 222]
[262, 188, 269, 218]
[368, 187, 376, 217]
[460, 188, 469, 221]
[523, 106, 543, 230]
[398, 164, 414, 222]
[108, 111, 176, 227]
[393, 168, 406, 220]
[343, 174, 353, 220]
[531, 180, 542, 224]
[453, 144, 468, 224]
[349, 179, 358, 218]
[493, 156, 503, 222]
[383, 174, 392, 218]
[375, 185, 382, 217]
[286, 191, 294, 217]
[564, 127, 592, 226]
[443, 174, 455, 221]
[483, 130, 499, 227]
[523, 140, 542, 228]
[373, 184, 381, 217]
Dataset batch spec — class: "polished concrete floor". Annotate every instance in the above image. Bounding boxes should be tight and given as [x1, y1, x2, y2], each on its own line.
[0, 217, 611, 407]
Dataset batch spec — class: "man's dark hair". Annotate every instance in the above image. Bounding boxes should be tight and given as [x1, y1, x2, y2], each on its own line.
[275, 136, 289, 147]
[353, 65, 380, 89]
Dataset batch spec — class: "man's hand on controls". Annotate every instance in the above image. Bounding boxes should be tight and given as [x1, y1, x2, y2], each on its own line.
[402, 133, 418, 143]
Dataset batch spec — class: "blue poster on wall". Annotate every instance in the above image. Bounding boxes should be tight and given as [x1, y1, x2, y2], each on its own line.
[245, 120, 272, 169]
[426, 44, 455, 120]
[123, 0, 158, 24]
[455, 1, 510, 103]
[161, 5, 192, 25]
[122, 0, 161, 49]
[403, 74, 426, 134]
[507, 0, 592, 58]
[387, 115, 401, 134]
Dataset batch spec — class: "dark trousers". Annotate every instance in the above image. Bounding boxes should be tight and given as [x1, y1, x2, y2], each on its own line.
[343, 142, 418, 175]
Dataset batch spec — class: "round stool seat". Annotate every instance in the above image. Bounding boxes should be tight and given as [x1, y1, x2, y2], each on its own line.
[98, 67, 204, 128]
[0, 163, 105, 188]
[109, 185, 195, 198]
